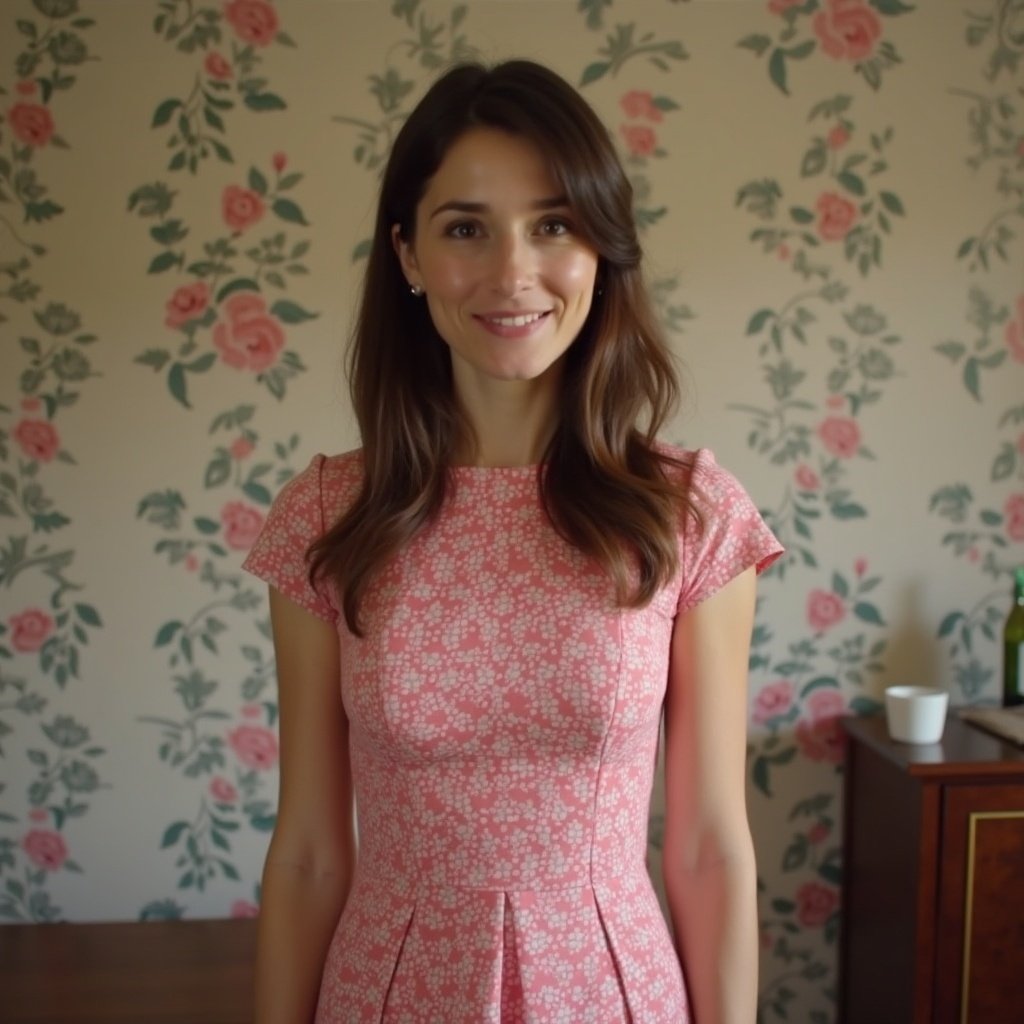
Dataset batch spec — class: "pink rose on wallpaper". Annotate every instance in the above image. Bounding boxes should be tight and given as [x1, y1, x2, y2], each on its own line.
[231, 899, 260, 918]
[210, 776, 238, 803]
[223, 0, 279, 46]
[619, 90, 662, 122]
[795, 881, 839, 927]
[164, 281, 210, 328]
[807, 589, 846, 632]
[620, 124, 658, 158]
[808, 821, 831, 844]
[10, 609, 55, 653]
[794, 463, 820, 491]
[813, 0, 882, 61]
[796, 688, 846, 763]
[204, 52, 233, 80]
[806, 687, 846, 723]
[22, 829, 68, 871]
[1005, 295, 1024, 362]
[753, 680, 795, 724]
[29, 807, 49, 823]
[816, 191, 858, 240]
[13, 418, 60, 462]
[230, 436, 254, 460]
[7, 102, 55, 147]
[16, 80, 37, 96]
[228, 724, 279, 770]
[222, 185, 265, 232]
[21, 397, 42, 412]
[272, 151, 287, 173]
[797, 718, 845, 763]
[1004, 493, 1024, 542]
[827, 124, 850, 149]
[213, 293, 285, 372]
[221, 501, 265, 551]
[817, 415, 860, 458]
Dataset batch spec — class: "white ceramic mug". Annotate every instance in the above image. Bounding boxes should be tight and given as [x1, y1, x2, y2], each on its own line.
[884, 686, 949, 744]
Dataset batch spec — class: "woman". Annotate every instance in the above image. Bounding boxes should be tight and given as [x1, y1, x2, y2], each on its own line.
[244, 59, 781, 1023]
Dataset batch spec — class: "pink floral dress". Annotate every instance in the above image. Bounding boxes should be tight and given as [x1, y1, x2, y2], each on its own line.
[243, 445, 782, 1023]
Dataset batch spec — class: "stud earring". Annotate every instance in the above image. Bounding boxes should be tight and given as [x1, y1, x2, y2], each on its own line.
[410, 284, 424, 297]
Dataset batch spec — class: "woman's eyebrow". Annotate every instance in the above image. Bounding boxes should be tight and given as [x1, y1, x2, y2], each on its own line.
[428, 196, 570, 219]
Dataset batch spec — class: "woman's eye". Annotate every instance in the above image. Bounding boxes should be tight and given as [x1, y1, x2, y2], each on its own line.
[446, 221, 480, 239]
[539, 217, 572, 236]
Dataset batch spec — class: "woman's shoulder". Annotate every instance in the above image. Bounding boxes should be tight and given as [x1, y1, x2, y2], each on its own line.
[653, 440, 724, 490]
[269, 449, 364, 524]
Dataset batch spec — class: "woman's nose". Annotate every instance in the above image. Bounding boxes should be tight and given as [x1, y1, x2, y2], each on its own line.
[489, 234, 534, 296]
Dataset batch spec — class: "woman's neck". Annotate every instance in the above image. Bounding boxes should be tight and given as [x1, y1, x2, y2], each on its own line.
[452, 370, 562, 468]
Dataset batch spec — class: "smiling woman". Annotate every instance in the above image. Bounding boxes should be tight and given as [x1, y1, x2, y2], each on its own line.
[392, 127, 599, 428]
[241, 59, 781, 1024]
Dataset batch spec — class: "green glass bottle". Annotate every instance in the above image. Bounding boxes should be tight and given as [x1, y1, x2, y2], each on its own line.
[1005, 567, 1024, 707]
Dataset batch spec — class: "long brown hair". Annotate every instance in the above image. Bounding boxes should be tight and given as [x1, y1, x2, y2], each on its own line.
[309, 60, 693, 636]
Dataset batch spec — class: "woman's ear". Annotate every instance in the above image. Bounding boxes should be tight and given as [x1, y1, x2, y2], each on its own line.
[391, 224, 419, 287]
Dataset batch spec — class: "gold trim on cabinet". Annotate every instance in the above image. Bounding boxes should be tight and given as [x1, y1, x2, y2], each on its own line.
[960, 810, 1024, 1024]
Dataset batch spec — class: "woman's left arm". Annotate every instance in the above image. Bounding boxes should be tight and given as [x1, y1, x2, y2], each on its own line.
[662, 565, 759, 1024]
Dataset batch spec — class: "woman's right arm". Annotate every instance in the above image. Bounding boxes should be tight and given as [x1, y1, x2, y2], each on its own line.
[254, 586, 356, 1024]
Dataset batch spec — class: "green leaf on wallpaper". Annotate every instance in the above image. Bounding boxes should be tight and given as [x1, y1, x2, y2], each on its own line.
[243, 92, 286, 112]
[216, 278, 259, 303]
[963, 358, 982, 401]
[151, 98, 181, 128]
[956, 236, 976, 260]
[248, 167, 268, 196]
[837, 171, 865, 196]
[801, 144, 827, 178]
[849, 697, 883, 716]
[202, 106, 225, 134]
[155, 621, 183, 647]
[789, 206, 814, 224]
[831, 501, 866, 519]
[991, 443, 1016, 482]
[580, 61, 611, 87]
[801, 677, 839, 697]
[162, 821, 189, 849]
[768, 49, 789, 95]
[139, 900, 185, 921]
[782, 836, 808, 872]
[34, 0, 80, 19]
[149, 219, 188, 246]
[193, 517, 220, 535]
[869, 0, 915, 15]
[853, 602, 885, 626]
[979, 509, 1002, 527]
[243, 481, 273, 505]
[746, 309, 774, 335]
[148, 251, 180, 274]
[270, 299, 317, 324]
[737, 33, 771, 56]
[25, 200, 64, 223]
[879, 191, 904, 215]
[272, 198, 308, 226]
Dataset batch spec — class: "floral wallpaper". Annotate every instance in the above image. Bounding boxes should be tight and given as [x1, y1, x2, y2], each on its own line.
[0, 1, 1021, 1020]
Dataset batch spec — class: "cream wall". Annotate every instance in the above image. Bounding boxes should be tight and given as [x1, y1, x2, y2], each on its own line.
[1, 1, 1022, 1019]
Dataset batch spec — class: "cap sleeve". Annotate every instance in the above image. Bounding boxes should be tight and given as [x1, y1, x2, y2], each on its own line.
[242, 454, 338, 623]
[676, 448, 783, 615]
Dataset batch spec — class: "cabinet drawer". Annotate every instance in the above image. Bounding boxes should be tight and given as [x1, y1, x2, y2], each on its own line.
[935, 784, 1024, 1024]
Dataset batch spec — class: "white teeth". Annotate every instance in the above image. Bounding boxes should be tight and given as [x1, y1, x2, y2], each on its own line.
[487, 313, 544, 327]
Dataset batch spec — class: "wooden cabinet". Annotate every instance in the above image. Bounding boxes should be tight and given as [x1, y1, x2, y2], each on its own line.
[839, 715, 1024, 1024]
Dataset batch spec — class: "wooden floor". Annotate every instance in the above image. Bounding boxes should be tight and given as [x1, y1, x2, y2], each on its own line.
[0, 918, 256, 1023]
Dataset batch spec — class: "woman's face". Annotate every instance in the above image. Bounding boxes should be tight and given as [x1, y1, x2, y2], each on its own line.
[393, 127, 599, 393]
